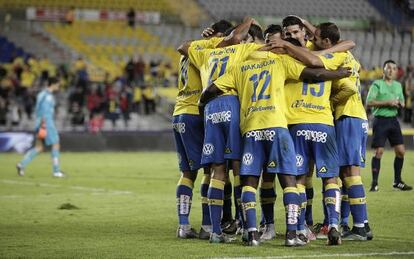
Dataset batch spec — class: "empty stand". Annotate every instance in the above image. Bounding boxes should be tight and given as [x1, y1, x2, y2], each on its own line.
[197, 0, 382, 21]
[43, 21, 182, 79]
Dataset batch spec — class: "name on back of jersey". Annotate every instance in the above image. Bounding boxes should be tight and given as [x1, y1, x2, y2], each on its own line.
[209, 47, 236, 56]
[241, 59, 275, 72]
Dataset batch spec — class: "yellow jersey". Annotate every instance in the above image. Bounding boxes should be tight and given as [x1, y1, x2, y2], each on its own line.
[284, 52, 348, 126]
[188, 43, 262, 93]
[332, 51, 367, 120]
[214, 53, 305, 134]
[21, 70, 36, 88]
[173, 37, 223, 116]
[306, 40, 315, 50]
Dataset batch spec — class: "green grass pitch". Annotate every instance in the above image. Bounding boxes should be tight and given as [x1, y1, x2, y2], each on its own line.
[1, 151, 414, 258]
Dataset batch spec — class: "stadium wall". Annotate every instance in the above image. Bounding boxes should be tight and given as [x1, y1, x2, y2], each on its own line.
[60, 131, 176, 151]
[60, 133, 414, 151]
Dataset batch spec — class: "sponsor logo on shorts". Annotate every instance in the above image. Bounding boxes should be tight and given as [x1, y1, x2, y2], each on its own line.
[318, 166, 327, 173]
[245, 129, 276, 141]
[296, 130, 327, 143]
[242, 153, 254, 166]
[188, 159, 194, 167]
[362, 122, 368, 134]
[203, 143, 214, 156]
[224, 147, 232, 154]
[206, 111, 231, 124]
[296, 155, 304, 167]
[268, 161, 276, 168]
[172, 122, 186, 133]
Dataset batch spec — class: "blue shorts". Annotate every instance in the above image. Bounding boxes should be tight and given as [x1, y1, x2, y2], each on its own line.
[172, 114, 204, 172]
[289, 123, 339, 178]
[201, 95, 242, 165]
[240, 127, 297, 177]
[43, 126, 59, 146]
[336, 116, 368, 167]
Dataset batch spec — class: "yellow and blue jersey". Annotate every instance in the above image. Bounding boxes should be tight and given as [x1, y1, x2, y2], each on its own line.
[332, 51, 367, 120]
[173, 37, 223, 116]
[188, 43, 262, 94]
[284, 52, 347, 126]
[214, 53, 305, 135]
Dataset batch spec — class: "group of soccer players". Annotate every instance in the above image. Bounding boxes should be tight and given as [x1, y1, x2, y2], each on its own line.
[173, 15, 373, 246]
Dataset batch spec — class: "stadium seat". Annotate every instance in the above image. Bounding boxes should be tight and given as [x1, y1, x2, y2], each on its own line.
[43, 21, 180, 78]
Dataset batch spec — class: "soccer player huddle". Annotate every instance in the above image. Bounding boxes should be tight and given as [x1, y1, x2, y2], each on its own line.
[172, 15, 373, 246]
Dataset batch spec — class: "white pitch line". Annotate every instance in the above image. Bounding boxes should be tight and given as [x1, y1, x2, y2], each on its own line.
[214, 251, 414, 259]
[0, 179, 133, 195]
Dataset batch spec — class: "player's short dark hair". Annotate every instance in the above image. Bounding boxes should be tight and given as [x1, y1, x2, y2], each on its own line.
[383, 59, 396, 68]
[317, 22, 340, 45]
[264, 24, 282, 36]
[248, 24, 264, 41]
[211, 20, 233, 34]
[224, 26, 236, 36]
[284, 37, 302, 47]
[47, 76, 59, 86]
[282, 16, 304, 29]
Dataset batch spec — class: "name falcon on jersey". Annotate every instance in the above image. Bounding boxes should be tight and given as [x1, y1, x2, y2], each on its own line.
[245, 129, 276, 141]
[291, 99, 325, 110]
[241, 59, 275, 72]
[209, 48, 236, 56]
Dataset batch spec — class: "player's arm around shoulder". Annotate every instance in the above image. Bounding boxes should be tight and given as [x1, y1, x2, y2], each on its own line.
[177, 40, 192, 57]
[268, 38, 323, 68]
[299, 66, 352, 81]
[177, 36, 218, 57]
[312, 40, 355, 56]
[216, 17, 255, 48]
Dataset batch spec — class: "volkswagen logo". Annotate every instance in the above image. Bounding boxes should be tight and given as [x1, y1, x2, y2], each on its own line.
[203, 143, 214, 156]
[242, 153, 254, 166]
